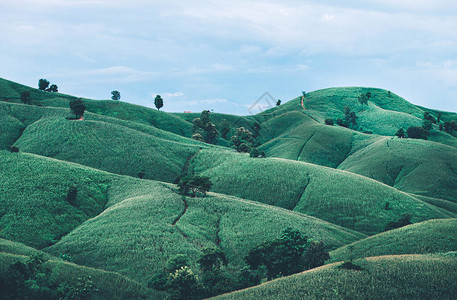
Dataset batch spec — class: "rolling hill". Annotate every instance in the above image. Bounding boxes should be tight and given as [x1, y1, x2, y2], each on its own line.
[214, 254, 457, 300]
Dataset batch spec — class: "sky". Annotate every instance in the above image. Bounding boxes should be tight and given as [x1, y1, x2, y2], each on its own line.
[1, 0, 457, 115]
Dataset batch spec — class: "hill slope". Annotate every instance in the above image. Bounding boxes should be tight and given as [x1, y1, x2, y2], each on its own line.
[190, 149, 455, 235]
[214, 254, 457, 300]
[329, 219, 457, 262]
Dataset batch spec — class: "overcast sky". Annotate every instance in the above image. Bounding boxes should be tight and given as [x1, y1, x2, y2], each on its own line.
[1, 0, 456, 114]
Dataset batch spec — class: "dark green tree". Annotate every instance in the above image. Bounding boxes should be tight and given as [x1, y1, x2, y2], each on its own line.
[69, 99, 86, 119]
[168, 266, 200, 300]
[197, 247, 227, 273]
[423, 119, 433, 131]
[46, 84, 58, 92]
[395, 128, 405, 138]
[344, 107, 358, 128]
[303, 241, 330, 269]
[231, 127, 254, 152]
[111, 90, 121, 100]
[423, 112, 436, 124]
[407, 126, 428, 140]
[66, 186, 78, 206]
[20, 91, 31, 104]
[178, 175, 212, 197]
[276, 99, 281, 106]
[358, 93, 368, 107]
[385, 213, 412, 231]
[154, 95, 164, 110]
[38, 79, 50, 90]
[220, 119, 231, 139]
[324, 118, 334, 125]
[10, 145, 19, 153]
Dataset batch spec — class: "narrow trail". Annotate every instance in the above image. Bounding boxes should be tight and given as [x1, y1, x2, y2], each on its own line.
[172, 196, 188, 226]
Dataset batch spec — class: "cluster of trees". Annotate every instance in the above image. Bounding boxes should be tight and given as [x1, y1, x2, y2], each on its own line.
[0, 254, 97, 299]
[150, 228, 329, 299]
[396, 111, 457, 140]
[38, 79, 58, 92]
[358, 92, 371, 108]
[192, 110, 218, 144]
[336, 106, 358, 128]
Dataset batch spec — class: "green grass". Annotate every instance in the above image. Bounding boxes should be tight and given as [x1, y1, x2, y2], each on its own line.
[0, 150, 114, 249]
[214, 254, 457, 300]
[0, 251, 161, 299]
[329, 219, 457, 263]
[190, 149, 454, 235]
[46, 181, 364, 285]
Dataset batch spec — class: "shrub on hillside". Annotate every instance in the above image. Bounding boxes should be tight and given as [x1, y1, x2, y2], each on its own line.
[385, 213, 412, 231]
[336, 118, 348, 128]
[10, 145, 19, 153]
[66, 186, 78, 206]
[395, 128, 405, 138]
[407, 126, 428, 140]
[20, 91, 31, 104]
[324, 118, 334, 125]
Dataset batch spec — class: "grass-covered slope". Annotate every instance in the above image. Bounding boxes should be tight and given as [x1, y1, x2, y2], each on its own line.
[0, 251, 159, 299]
[46, 180, 364, 285]
[329, 219, 457, 263]
[0, 77, 192, 137]
[0, 150, 113, 248]
[190, 149, 455, 235]
[337, 137, 457, 202]
[214, 254, 457, 300]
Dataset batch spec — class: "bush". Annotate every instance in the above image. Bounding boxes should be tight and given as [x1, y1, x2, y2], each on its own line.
[66, 186, 78, 206]
[324, 118, 334, 125]
[336, 118, 348, 128]
[407, 126, 428, 140]
[20, 91, 31, 104]
[385, 213, 412, 231]
[10, 145, 19, 153]
[338, 261, 363, 271]
[178, 175, 212, 197]
[395, 128, 405, 138]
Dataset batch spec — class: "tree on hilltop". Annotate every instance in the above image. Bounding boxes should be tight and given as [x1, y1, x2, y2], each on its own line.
[69, 98, 86, 119]
[46, 84, 58, 92]
[111, 90, 121, 100]
[154, 95, 164, 110]
[38, 79, 50, 90]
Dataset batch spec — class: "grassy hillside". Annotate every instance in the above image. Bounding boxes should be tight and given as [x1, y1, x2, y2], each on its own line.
[0, 251, 159, 299]
[46, 180, 364, 285]
[0, 150, 115, 249]
[329, 219, 457, 263]
[214, 254, 457, 300]
[190, 149, 455, 235]
[0, 77, 192, 137]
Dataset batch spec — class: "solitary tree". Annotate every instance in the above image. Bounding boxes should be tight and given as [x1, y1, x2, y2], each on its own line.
[111, 90, 121, 100]
[38, 79, 50, 90]
[358, 93, 369, 108]
[276, 99, 281, 106]
[178, 175, 212, 197]
[69, 98, 86, 119]
[20, 91, 31, 104]
[154, 95, 164, 110]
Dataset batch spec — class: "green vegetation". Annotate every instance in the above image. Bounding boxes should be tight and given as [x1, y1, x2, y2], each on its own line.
[330, 219, 457, 262]
[155, 94, 164, 110]
[215, 255, 457, 300]
[1, 77, 456, 298]
[111, 90, 121, 100]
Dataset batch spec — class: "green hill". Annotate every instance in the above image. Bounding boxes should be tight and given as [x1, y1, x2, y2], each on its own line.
[214, 254, 457, 300]
[190, 149, 455, 235]
[329, 219, 457, 263]
[0, 77, 192, 137]
[46, 180, 364, 285]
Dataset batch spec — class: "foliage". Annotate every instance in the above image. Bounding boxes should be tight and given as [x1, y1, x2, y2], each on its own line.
[38, 79, 50, 90]
[385, 213, 412, 231]
[154, 95, 164, 110]
[178, 174, 213, 197]
[168, 266, 201, 300]
[220, 119, 231, 139]
[423, 119, 433, 131]
[303, 241, 330, 270]
[197, 247, 227, 273]
[324, 118, 334, 125]
[192, 133, 204, 142]
[338, 261, 363, 271]
[358, 92, 370, 107]
[137, 169, 145, 179]
[231, 127, 254, 152]
[245, 228, 310, 280]
[10, 145, 19, 152]
[20, 91, 31, 104]
[344, 106, 358, 128]
[66, 185, 78, 206]
[276, 100, 281, 106]
[47, 84, 58, 93]
[69, 98, 86, 118]
[423, 112, 436, 124]
[249, 148, 266, 158]
[192, 110, 218, 144]
[407, 126, 428, 139]
[111, 90, 121, 100]
[336, 118, 348, 127]
[395, 128, 405, 138]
